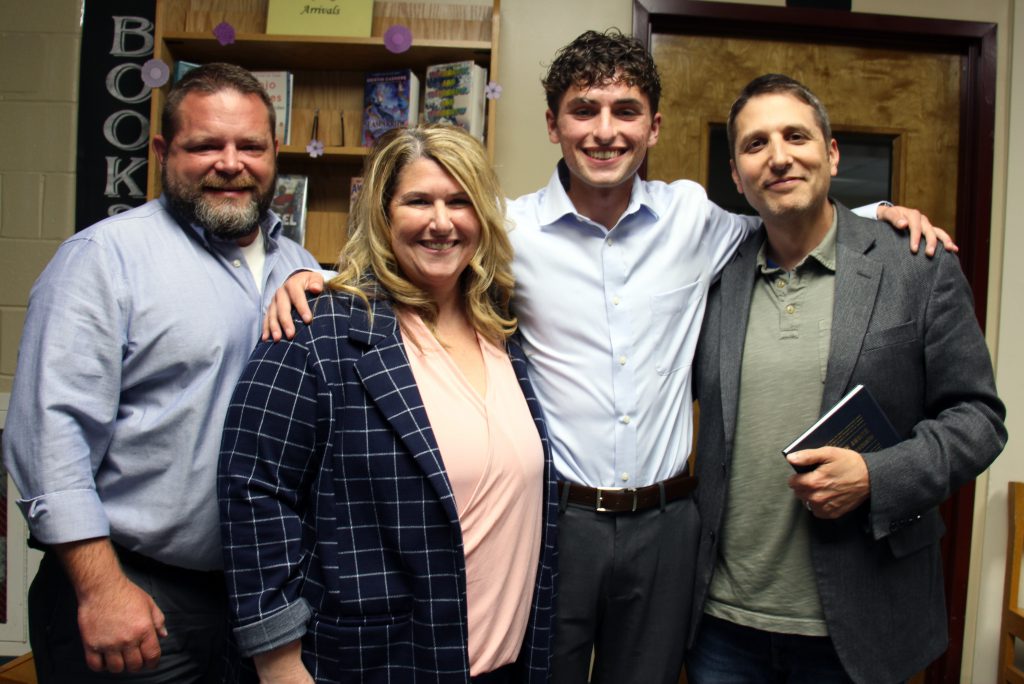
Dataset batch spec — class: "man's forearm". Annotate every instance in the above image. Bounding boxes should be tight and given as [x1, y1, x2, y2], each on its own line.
[52, 537, 167, 673]
[53, 537, 123, 599]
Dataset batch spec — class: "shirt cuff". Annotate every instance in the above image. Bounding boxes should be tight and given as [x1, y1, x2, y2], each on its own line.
[17, 488, 110, 544]
[852, 201, 891, 219]
[234, 598, 312, 658]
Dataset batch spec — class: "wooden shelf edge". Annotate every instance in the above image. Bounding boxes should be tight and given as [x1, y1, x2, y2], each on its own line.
[279, 145, 369, 160]
[163, 32, 491, 51]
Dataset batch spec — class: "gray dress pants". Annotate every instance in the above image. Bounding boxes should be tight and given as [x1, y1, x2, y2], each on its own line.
[551, 496, 700, 684]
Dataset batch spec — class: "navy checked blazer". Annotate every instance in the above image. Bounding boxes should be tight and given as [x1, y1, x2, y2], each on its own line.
[218, 290, 558, 683]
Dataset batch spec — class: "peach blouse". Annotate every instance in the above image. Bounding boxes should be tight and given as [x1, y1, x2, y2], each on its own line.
[398, 310, 544, 675]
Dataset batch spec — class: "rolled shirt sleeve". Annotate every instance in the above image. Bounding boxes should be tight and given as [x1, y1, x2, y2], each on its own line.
[4, 235, 125, 544]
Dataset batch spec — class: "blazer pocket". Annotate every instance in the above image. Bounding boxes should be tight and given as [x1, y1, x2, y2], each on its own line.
[862, 321, 917, 352]
[887, 509, 945, 558]
[307, 612, 415, 673]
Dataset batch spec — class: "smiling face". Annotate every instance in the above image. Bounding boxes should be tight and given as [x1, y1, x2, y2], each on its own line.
[388, 156, 481, 304]
[154, 90, 278, 242]
[729, 92, 839, 226]
[546, 78, 661, 201]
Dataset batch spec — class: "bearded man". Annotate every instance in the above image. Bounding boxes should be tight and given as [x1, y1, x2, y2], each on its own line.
[2, 63, 318, 683]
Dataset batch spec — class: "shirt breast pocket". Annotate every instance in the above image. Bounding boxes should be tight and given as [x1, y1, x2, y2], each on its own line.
[651, 280, 704, 376]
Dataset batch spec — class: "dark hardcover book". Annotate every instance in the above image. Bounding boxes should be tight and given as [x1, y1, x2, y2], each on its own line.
[361, 69, 420, 147]
[782, 384, 899, 472]
[270, 174, 308, 247]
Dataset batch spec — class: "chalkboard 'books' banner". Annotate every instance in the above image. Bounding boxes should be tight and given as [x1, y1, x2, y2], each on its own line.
[75, 0, 156, 231]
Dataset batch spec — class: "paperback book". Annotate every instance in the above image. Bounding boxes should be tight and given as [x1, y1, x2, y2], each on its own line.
[252, 70, 294, 145]
[270, 174, 309, 247]
[781, 384, 899, 473]
[349, 176, 364, 206]
[361, 69, 420, 147]
[173, 60, 199, 83]
[423, 60, 487, 140]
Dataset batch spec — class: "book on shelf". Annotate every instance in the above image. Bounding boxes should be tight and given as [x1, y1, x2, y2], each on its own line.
[252, 71, 294, 145]
[270, 174, 309, 247]
[781, 384, 899, 473]
[349, 176, 364, 206]
[171, 63, 293, 146]
[361, 70, 420, 148]
[266, 0, 373, 38]
[423, 60, 487, 140]
[173, 60, 199, 83]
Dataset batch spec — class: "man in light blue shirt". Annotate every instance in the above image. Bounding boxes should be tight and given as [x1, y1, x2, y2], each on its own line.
[2, 63, 318, 683]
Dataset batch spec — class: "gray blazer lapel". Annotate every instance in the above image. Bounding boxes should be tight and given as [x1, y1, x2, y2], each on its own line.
[350, 299, 461, 527]
[718, 232, 764, 444]
[823, 205, 884, 410]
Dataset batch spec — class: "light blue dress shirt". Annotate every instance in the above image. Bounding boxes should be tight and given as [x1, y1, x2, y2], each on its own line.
[2, 197, 319, 570]
[507, 165, 884, 489]
[507, 164, 759, 488]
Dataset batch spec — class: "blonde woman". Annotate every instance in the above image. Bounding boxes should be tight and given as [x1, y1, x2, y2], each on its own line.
[218, 125, 556, 684]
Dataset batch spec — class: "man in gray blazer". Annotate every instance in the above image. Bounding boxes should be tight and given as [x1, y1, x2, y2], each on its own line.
[686, 73, 1007, 684]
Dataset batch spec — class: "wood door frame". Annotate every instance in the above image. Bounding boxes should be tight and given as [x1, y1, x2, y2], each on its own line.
[633, 2, 997, 681]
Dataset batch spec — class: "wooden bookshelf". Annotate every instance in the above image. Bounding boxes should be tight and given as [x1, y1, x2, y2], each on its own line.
[147, 0, 501, 265]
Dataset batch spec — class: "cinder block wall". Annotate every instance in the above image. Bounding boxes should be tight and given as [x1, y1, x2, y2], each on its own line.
[0, 0, 82, 395]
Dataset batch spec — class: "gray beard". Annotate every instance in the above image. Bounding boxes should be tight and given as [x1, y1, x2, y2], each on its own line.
[163, 166, 275, 241]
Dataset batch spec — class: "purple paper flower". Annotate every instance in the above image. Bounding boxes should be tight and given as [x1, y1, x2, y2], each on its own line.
[306, 139, 325, 158]
[140, 59, 170, 88]
[213, 22, 236, 46]
[384, 25, 413, 54]
[484, 81, 503, 100]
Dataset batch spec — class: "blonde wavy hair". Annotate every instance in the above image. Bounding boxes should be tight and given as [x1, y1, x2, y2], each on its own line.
[328, 124, 516, 344]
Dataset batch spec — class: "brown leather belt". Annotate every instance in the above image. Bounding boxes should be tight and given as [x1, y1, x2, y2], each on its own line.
[558, 474, 698, 513]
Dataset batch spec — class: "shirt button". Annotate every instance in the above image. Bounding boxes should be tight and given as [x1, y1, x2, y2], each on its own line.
[786, 304, 796, 315]
[620, 415, 631, 425]
[606, 237, 613, 246]
[618, 355, 627, 366]
[612, 296, 621, 306]
[232, 259, 242, 268]
[775, 279, 786, 289]
[621, 472, 630, 482]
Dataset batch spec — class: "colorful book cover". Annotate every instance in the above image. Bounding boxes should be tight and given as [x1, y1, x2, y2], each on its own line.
[252, 70, 293, 145]
[266, 0, 373, 38]
[423, 60, 487, 140]
[361, 69, 420, 147]
[270, 174, 308, 246]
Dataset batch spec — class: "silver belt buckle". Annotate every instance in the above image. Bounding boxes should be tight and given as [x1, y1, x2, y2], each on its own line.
[595, 487, 639, 512]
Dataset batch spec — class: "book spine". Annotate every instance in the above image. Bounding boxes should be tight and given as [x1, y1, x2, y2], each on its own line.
[252, 71, 292, 146]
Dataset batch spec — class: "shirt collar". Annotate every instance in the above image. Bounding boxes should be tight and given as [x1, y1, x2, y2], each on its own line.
[536, 160, 658, 230]
[757, 201, 838, 274]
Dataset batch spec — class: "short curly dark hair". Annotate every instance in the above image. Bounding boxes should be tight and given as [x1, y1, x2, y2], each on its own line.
[542, 29, 661, 115]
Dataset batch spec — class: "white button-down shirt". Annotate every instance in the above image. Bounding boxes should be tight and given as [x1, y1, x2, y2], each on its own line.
[507, 164, 758, 487]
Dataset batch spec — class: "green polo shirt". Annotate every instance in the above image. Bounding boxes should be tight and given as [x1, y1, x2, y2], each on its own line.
[704, 207, 838, 637]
